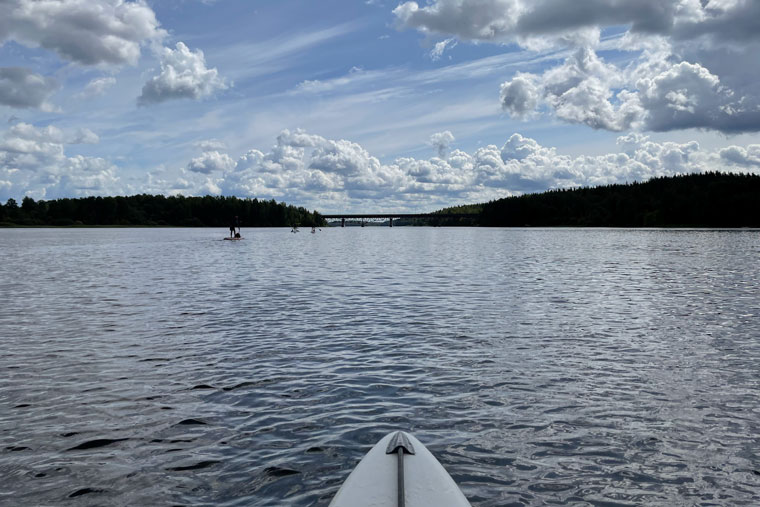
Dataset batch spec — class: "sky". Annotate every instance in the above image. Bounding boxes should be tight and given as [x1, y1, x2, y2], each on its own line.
[1, 0, 759, 212]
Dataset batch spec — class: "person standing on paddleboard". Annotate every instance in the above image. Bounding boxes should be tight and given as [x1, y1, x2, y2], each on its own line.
[229, 216, 240, 238]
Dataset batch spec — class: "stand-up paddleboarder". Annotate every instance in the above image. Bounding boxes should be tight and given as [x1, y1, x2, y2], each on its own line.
[229, 216, 240, 238]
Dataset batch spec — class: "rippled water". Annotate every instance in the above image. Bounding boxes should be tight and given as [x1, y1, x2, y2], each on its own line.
[1, 227, 759, 506]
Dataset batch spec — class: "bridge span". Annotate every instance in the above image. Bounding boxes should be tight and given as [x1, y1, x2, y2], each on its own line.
[321, 213, 475, 227]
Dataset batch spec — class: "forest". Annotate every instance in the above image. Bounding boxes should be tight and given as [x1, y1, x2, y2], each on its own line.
[477, 172, 760, 227]
[0, 194, 325, 228]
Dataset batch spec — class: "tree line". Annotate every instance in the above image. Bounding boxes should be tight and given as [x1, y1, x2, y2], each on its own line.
[477, 172, 760, 227]
[0, 194, 325, 227]
[2, 172, 757, 228]
[413, 172, 759, 227]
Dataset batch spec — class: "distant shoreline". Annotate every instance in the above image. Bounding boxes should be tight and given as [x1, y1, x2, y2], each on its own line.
[3, 173, 759, 228]
[3, 224, 759, 231]
[0, 224, 309, 228]
[0, 194, 324, 229]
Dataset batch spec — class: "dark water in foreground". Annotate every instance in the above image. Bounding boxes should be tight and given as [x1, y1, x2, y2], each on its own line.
[1, 228, 759, 506]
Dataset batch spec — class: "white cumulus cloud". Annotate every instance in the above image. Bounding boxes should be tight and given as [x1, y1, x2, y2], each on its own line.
[187, 150, 236, 174]
[499, 74, 539, 118]
[69, 128, 100, 145]
[160, 128, 759, 212]
[0, 123, 120, 201]
[79, 77, 117, 98]
[500, 43, 760, 133]
[139, 42, 228, 105]
[393, 0, 760, 46]
[395, 0, 760, 133]
[720, 145, 760, 167]
[0, 0, 165, 66]
[0, 67, 58, 110]
[5, 127, 758, 209]
[429, 130, 455, 157]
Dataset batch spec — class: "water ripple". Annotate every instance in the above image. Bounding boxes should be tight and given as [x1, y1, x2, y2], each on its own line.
[1, 228, 759, 506]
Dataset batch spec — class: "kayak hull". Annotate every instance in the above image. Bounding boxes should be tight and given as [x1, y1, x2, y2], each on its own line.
[329, 431, 471, 507]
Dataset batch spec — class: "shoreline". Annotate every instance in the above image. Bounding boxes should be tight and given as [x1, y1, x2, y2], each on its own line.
[2, 224, 759, 230]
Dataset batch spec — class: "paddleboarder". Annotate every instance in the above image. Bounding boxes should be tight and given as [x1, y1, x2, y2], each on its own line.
[229, 215, 240, 238]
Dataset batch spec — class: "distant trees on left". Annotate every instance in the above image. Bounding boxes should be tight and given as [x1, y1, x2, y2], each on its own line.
[0, 194, 325, 228]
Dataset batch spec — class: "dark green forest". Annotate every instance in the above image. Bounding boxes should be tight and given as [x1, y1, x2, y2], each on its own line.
[478, 172, 760, 227]
[0, 194, 325, 227]
[395, 204, 482, 226]
[2, 173, 758, 228]
[414, 173, 759, 227]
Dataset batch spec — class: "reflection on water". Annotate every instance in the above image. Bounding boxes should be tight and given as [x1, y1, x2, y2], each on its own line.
[1, 227, 759, 506]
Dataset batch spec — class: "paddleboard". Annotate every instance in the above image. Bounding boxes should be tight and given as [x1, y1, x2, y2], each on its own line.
[330, 431, 471, 507]
[223, 237, 243, 240]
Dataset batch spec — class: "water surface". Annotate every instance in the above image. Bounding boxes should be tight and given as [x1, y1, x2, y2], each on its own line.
[1, 227, 759, 506]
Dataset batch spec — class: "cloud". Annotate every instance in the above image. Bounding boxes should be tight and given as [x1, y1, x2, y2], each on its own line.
[139, 42, 228, 105]
[294, 67, 383, 95]
[393, 0, 523, 43]
[500, 132, 549, 161]
[142, 167, 199, 197]
[69, 128, 100, 145]
[0, 123, 99, 147]
[395, 0, 760, 133]
[430, 38, 457, 61]
[499, 73, 539, 117]
[429, 130, 455, 157]
[0, 67, 58, 110]
[633, 57, 757, 133]
[187, 150, 235, 174]
[0, 0, 165, 66]
[500, 42, 760, 133]
[720, 145, 760, 167]
[79, 77, 117, 98]
[499, 43, 760, 133]
[5, 125, 759, 207]
[211, 129, 403, 204]
[196, 139, 227, 151]
[0, 123, 120, 201]
[161, 128, 759, 212]
[393, 0, 760, 46]
[500, 47, 641, 131]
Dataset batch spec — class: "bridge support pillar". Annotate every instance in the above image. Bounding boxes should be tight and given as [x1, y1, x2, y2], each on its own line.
[341, 218, 345, 227]
[389, 218, 393, 227]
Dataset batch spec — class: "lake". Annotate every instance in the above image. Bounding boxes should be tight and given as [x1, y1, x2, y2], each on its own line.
[1, 227, 759, 506]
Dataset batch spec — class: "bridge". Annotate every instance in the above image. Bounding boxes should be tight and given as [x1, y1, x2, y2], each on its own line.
[321, 213, 475, 227]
